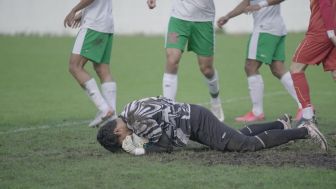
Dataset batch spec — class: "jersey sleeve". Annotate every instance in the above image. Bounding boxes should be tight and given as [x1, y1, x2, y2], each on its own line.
[130, 119, 162, 143]
[318, 0, 336, 31]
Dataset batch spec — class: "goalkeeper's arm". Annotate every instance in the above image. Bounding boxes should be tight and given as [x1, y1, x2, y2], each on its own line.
[144, 132, 173, 153]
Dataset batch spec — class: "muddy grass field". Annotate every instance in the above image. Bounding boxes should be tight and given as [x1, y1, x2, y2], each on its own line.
[147, 136, 336, 169]
[1, 34, 336, 188]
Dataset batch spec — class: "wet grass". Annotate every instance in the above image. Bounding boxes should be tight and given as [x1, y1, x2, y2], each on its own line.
[0, 34, 336, 188]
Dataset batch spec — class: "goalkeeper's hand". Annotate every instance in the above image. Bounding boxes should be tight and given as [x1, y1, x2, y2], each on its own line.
[122, 135, 146, 156]
[131, 133, 149, 148]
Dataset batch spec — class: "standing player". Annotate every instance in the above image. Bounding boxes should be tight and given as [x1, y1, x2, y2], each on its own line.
[290, 0, 336, 124]
[217, 0, 302, 122]
[64, 0, 117, 127]
[246, 0, 336, 125]
[146, 0, 225, 122]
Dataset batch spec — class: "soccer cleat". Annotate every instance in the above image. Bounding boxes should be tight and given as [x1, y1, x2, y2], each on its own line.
[235, 111, 265, 122]
[296, 116, 318, 128]
[88, 109, 114, 128]
[210, 100, 225, 122]
[294, 108, 303, 121]
[298, 120, 328, 151]
[277, 113, 292, 129]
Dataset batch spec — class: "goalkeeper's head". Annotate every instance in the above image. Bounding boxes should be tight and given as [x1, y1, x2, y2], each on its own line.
[97, 118, 131, 152]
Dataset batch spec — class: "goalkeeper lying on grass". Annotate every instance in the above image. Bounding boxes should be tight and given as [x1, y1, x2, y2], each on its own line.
[97, 96, 328, 155]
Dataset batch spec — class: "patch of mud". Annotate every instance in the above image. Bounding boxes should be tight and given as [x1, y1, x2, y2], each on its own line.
[148, 138, 336, 169]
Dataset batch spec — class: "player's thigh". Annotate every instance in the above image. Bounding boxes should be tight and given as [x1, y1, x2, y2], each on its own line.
[292, 37, 333, 66]
[165, 17, 190, 51]
[246, 32, 281, 65]
[190, 105, 236, 151]
[188, 21, 214, 57]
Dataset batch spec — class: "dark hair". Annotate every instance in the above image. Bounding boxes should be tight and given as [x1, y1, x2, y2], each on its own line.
[97, 120, 121, 152]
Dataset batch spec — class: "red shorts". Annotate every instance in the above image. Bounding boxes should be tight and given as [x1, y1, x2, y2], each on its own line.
[292, 34, 336, 71]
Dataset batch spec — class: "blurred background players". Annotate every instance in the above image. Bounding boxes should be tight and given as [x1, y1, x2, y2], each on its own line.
[147, 0, 225, 121]
[217, 0, 302, 122]
[64, 0, 117, 127]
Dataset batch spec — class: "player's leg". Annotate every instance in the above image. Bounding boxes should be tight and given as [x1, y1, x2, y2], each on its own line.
[163, 17, 189, 101]
[197, 56, 224, 121]
[93, 33, 117, 117]
[189, 104, 232, 151]
[240, 121, 328, 151]
[290, 62, 312, 122]
[290, 37, 332, 123]
[271, 35, 303, 120]
[227, 127, 315, 152]
[189, 105, 314, 152]
[163, 48, 183, 101]
[270, 61, 303, 119]
[189, 21, 224, 121]
[236, 32, 270, 122]
[94, 63, 116, 112]
[235, 59, 265, 122]
[239, 114, 292, 136]
[72, 28, 113, 127]
[68, 53, 91, 85]
[229, 114, 328, 152]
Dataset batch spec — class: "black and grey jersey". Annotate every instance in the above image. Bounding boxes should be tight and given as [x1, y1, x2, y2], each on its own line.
[119, 96, 191, 147]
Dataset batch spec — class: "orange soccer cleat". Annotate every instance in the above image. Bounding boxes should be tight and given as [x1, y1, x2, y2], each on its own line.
[235, 111, 265, 122]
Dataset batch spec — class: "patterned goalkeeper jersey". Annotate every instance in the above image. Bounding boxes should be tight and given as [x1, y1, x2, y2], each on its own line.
[119, 97, 191, 147]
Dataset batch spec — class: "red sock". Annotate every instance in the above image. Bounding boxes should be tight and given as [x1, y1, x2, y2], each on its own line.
[291, 72, 311, 108]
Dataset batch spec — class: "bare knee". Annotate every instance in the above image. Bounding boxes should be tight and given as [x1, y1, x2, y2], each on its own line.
[68, 56, 84, 75]
[271, 69, 283, 79]
[165, 49, 181, 74]
[94, 63, 113, 82]
[199, 64, 214, 78]
[290, 62, 307, 73]
[198, 56, 214, 78]
[270, 61, 286, 79]
[245, 60, 261, 76]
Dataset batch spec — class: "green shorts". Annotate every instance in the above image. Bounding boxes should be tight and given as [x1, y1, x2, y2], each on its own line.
[246, 32, 286, 64]
[72, 28, 113, 64]
[165, 17, 214, 57]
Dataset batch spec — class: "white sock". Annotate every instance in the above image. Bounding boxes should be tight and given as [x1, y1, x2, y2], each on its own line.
[280, 72, 302, 109]
[84, 78, 109, 112]
[163, 73, 178, 101]
[248, 75, 264, 116]
[101, 81, 117, 111]
[204, 69, 220, 99]
[302, 107, 314, 119]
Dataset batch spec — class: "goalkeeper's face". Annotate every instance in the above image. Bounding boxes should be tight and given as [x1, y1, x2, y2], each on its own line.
[114, 118, 133, 145]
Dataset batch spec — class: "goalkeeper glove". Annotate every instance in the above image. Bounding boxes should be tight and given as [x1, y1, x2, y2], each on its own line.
[122, 135, 146, 156]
